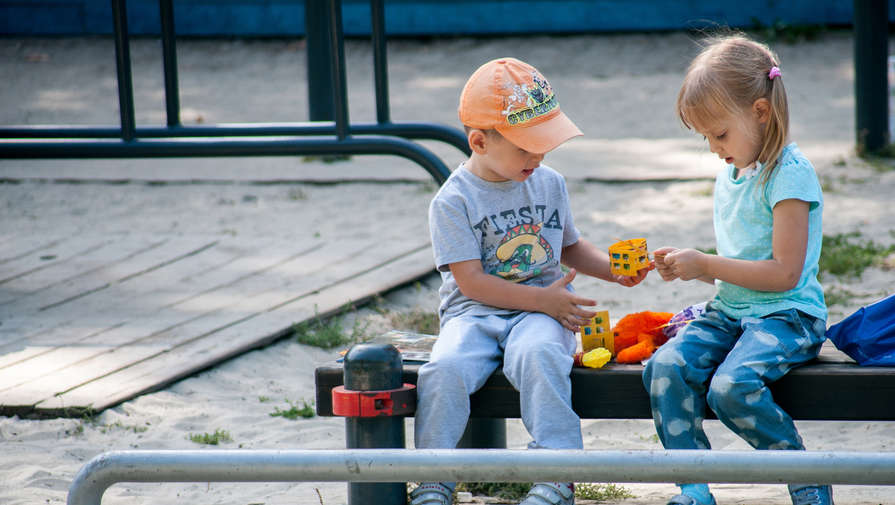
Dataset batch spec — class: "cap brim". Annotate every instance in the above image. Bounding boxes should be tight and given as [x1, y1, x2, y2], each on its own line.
[496, 111, 582, 154]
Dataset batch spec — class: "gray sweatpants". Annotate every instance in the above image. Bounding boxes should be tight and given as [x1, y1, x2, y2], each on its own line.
[414, 311, 582, 450]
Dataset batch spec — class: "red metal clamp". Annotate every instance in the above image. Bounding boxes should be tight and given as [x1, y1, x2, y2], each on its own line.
[331, 383, 416, 417]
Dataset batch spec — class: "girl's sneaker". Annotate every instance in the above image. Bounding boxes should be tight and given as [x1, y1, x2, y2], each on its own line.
[666, 494, 717, 505]
[788, 484, 834, 505]
[409, 482, 453, 505]
[519, 482, 575, 505]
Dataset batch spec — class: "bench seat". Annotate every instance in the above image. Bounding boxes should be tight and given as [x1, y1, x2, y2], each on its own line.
[316, 344, 895, 421]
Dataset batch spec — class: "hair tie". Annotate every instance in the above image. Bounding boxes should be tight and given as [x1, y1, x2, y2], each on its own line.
[768, 66, 782, 80]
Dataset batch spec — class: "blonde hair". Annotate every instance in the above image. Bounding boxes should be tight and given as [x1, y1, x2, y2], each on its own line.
[677, 34, 789, 184]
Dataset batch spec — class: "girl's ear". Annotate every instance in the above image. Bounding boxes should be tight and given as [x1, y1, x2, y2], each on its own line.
[753, 98, 771, 124]
[467, 128, 488, 154]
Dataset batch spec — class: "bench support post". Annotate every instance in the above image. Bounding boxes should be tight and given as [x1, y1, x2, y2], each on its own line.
[458, 418, 507, 449]
[342, 344, 407, 505]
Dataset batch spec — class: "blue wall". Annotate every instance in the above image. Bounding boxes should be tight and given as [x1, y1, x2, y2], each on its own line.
[2, 0, 893, 37]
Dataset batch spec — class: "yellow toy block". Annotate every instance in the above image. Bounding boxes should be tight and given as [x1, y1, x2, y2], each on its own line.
[609, 238, 649, 277]
[580, 310, 613, 354]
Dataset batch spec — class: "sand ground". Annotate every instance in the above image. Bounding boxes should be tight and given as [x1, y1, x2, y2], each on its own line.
[1, 30, 895, 504]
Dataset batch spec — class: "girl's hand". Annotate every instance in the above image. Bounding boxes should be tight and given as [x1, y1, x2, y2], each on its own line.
[662, 248, 708, 281]
[540, 268, 597, 332]
[652, 246, 679, 281]
[614, 262, 653, 287]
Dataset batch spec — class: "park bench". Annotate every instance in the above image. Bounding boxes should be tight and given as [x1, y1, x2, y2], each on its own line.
[315, 340, 895, 448]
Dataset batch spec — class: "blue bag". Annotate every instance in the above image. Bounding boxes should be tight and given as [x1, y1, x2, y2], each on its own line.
[825, 294, 895, 366]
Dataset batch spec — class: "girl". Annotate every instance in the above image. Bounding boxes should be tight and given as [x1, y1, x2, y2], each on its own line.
[644, 35, 830, 505]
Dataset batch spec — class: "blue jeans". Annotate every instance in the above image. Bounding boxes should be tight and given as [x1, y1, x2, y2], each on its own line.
[643, 304, 826, 451]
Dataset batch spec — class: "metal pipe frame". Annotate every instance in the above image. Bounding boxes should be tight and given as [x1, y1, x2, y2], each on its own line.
[158, 0, 180, 127]
[853, 0, 890, 152]
[0, 135, 451, 185]
[0, 122, 468, 151]
[68, 448, 895, 505]
[327, 0, 350, 141]
[110, 0, 136, 141]
[371, 0, 391, 124]
[0, 0, 469, 185]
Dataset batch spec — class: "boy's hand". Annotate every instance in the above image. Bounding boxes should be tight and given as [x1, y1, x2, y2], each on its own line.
[661, 248, 708, 281]
[652, 246, 678, 281]
[540, 268, 597, 332]
[613, 262, 653, 287]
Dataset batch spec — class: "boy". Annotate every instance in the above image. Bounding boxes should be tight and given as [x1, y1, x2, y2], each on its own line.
[411, 57, 649, 505]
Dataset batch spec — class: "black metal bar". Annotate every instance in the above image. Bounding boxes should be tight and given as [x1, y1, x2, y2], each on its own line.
[306, 0, 335, 121]
[0, 122, 471, 155]
[853, 0, 889, 152]
[159, 0, 181, 127]
[3, 0, 468, 185]
[326, 0, 350, 140]
[0, 135, 452, 184]
[110, 0, 136, 142]
[370, 0, 390, 124]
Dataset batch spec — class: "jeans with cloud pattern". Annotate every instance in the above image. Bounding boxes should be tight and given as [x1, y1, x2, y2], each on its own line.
[643, 304, 826, 451]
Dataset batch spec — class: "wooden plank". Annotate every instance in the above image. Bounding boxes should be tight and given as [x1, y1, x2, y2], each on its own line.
[0, 237, 113, 288]
[0, 236, 430, 413]
[31, 244, 435, 415]
[0, 237, 167, 306]
[0, 236, 301, 348]
[0, 234, 72, 265]
[0, 236, 220, 331]
[0, 237, 336, 387]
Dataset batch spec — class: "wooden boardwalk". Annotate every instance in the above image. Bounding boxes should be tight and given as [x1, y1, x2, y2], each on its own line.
[0, 231, 433, 418]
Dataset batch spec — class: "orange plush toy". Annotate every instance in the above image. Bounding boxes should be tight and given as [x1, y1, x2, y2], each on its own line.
[612, 311, 674, 363]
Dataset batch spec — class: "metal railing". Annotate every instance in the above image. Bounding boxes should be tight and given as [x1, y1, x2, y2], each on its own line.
[68, 448, 895, 505]
[0, 0, 469, 184]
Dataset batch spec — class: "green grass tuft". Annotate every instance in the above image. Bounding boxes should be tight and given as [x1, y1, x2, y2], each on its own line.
[294, 305, 369, 349]
[454, 482, 635, 501]
[270, 399, 316, 420]
[824, 285, 862, 307]
[456, 482, 531, 500]
[388, 309, 440, 335]
[819, 232, 895, 279]
[189, 428, 232, 445]
[576, 482, 636, 500]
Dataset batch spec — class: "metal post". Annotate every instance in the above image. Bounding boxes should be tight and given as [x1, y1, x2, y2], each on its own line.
[370, 0, 391, 124]
[343, 344, 407, 505]
[306, 0, 335, 121]
[110, 0, 136, 141]
[326, 0, 350, 140]
[159, 0, 181, 127]
[854, 0, 889, 153]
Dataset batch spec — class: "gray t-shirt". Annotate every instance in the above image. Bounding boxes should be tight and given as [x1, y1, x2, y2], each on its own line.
[428, 163, 580, 324]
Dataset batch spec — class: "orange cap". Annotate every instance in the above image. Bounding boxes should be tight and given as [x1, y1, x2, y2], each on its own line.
[458, 57, 582, 154]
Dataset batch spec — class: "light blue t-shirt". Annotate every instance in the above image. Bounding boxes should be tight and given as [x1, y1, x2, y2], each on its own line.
[712, 142, 826, 321]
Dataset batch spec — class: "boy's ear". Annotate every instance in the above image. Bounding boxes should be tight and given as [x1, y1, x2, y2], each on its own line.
[467, 128, 489, 154]
[753, 98, 771, 124]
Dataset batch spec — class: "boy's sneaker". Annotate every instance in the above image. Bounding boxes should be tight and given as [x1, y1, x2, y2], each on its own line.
[520, 482, 574, 505]
[788, 484, 834, 505]
[409, 482, 453, 505]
